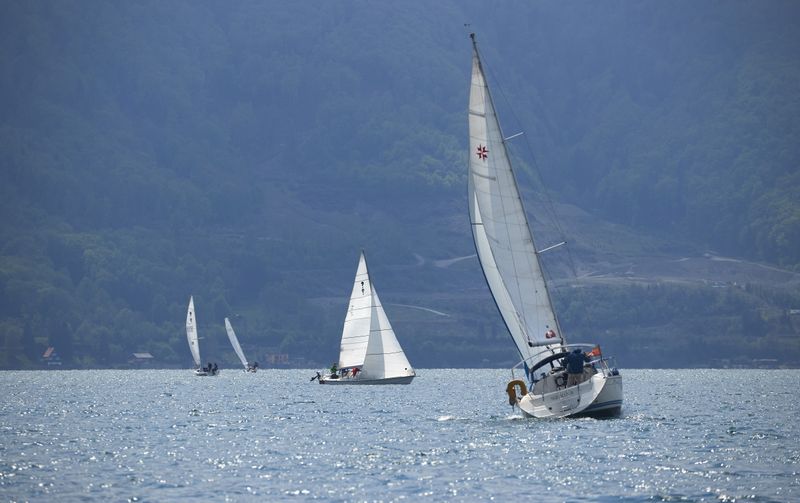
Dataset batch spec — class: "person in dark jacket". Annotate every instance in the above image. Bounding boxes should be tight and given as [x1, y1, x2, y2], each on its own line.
[564, 348, 589, 387]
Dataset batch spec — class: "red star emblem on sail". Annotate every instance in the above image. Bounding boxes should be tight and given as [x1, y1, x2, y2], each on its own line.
[476, 145, 488, 160]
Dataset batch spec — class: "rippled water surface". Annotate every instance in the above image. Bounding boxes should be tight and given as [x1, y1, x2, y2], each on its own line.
[1, 369, 798, 501]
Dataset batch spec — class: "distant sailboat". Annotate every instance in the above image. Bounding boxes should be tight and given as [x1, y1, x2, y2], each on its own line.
[186, 296, 218, 376]
[317, 251, 415, 385]
[225, 317, 258, 372]
[467, 34, 622, 417]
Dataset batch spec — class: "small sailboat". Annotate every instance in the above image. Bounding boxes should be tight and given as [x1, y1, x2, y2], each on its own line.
[467, 34, 622, 418]
[317, 251, 415, 385]
[225, 317, 258, 372]
[186, 296, 218, 376]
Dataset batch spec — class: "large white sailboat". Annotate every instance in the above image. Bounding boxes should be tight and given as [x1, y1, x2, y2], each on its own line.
[224, 317, 257, 372]
[467, 34, 622, 418]
[317, 251, 415, 385]
[186, 296, 218, 376]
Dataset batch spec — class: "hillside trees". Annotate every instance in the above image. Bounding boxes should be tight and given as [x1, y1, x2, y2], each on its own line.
[0, 1, 798, 368]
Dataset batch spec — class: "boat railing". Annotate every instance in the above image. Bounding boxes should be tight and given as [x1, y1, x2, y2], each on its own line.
[511, 343, 616, 383]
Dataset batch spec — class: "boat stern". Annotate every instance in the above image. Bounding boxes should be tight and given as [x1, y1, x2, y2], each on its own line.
[516, 372, 622, 419]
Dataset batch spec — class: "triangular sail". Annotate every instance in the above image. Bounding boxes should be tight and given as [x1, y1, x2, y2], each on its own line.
[186, 296, 201, 367]
[338, 251, 372, 369]
[468, 34, 562, 363]
[361, 287, 414, 380]
[224, 317, 249, 370]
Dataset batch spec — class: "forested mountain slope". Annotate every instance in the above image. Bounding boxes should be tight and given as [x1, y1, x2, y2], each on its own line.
[1, 1, 798, 368]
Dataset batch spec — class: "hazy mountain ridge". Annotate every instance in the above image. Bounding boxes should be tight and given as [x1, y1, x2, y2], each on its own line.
[1, 1, 798, 369]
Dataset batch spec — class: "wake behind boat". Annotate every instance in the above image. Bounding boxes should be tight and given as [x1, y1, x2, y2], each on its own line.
[467, 34, 622, 418]
[315, 251, 415, 385]
[186, 296, 219, 376]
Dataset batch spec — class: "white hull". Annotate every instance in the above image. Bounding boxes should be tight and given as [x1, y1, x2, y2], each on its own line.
[319, 374, 415, 385]
[194, 369, 219, 377]
[517, 373, 622, 418]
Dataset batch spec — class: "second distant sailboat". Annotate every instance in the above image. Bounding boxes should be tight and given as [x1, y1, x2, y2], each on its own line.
[225, 317, 258, 372]
[317, 251, 415, 385]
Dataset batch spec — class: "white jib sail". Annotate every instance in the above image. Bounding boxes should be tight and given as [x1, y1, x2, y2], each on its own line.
[224, 317, 249, 370]
[468, 36, 561, 363]
[338, 251, 373, 369]
[361, 286, 414, 380]
[186, 296, 202, 367]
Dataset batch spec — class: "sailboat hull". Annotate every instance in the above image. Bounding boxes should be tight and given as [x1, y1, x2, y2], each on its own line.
[517, 373, 622, 419]
[319, 375, 415, 385]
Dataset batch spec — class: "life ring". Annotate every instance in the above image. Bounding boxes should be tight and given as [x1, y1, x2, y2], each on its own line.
[505, 379, 528, 406]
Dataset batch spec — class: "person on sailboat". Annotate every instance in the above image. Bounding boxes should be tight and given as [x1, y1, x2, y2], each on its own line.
[212, 362, 218, 374]
[564, 349, 589, 387]
[351, 367, 360, 378]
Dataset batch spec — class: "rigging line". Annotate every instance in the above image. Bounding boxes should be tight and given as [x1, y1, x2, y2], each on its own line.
[481, 48, 566, 240]
[484, 45, 580, 297]
[481, 45, 572, 346]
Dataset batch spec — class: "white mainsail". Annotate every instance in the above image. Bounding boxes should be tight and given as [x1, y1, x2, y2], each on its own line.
[361, 286, 414, 380]
[468, 34, 562, 363]
[186, 296, 202, 368]
[224, 317, 249, 370]
[337, 251, 373, 369]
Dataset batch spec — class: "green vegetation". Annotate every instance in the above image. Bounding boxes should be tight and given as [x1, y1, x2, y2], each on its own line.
[0, 1, 798, 368]
[555, 282, 800, 368]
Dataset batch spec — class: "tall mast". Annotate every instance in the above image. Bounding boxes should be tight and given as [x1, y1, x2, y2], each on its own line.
[469, 33, 566, 350]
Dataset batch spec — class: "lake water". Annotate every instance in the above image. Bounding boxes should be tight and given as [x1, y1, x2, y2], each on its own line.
[1, 369, 797, 502]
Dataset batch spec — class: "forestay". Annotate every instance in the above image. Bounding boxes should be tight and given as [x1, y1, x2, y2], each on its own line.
[224, 317, 248, 370]
[186, 296, 202, 367]
[467, 35, 562, 363]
